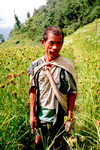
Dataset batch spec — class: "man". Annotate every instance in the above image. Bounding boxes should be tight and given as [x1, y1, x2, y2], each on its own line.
[28, 26, 77, 149]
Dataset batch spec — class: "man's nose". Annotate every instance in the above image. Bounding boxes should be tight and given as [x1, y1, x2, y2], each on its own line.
[52, 44, 57, 50]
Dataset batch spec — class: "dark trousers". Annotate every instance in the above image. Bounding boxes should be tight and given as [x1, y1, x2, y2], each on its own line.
[35, 120, 63, 150]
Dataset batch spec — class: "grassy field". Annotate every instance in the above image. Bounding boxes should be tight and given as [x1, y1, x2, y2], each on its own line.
[63, 19, 100, 149]
[0, 19, 100, 150]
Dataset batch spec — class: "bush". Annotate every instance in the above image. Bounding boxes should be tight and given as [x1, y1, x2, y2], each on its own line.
[13, 40, 20, 44]
[0, 34, 5, 43]
[35, 35, 43, 42]
[63, 28, 74, 36]
[21, 25, 28, 33]
[86, 6, 100, 24]
[28, 18, 33, 23]
[70, 22, 81, 31]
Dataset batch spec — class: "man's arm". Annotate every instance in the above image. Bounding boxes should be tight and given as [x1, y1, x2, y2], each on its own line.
[65, 93, 76, 132]
[29, 87, 37, 129]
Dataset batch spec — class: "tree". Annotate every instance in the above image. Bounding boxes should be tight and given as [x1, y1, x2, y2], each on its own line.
[0, 34, 5, 43]
[14, 11, 21, 29]
[46, 0, 52, 4]
[27, 11, 30, 18]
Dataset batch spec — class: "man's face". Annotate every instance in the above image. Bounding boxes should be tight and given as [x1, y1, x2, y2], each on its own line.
[42, 32, 63, 61]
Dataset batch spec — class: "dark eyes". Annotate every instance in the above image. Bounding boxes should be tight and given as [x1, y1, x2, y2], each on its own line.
[49, 41, 62, 44]
[57, 41, 62, 44]
[49, 41, 54, 44]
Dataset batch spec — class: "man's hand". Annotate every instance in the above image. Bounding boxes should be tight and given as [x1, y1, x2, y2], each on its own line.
[65, 93, 76, 132]
[65, 120, 73, 132]
[29, 116, 37, 130]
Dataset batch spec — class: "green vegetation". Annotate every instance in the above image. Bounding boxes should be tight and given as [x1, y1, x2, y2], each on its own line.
[0, 34, 5, 44]
[14, 12, 21, 30]
[63, 18, 100, 150]
[0, 0, 100, 149]
[8, 0, 100, 44]
[0, 18, 100, 149]
[0, 45, 45, 150]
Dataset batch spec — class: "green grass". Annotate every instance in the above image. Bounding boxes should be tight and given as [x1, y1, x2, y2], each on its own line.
[62, 18, 100, 150]
[0, 19, 100, 149]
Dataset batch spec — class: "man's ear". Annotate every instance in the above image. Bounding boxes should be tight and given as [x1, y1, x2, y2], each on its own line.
[41, 39, 45, 46]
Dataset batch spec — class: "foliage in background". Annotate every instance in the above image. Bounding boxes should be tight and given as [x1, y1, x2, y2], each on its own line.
[14, 11, 21, 30]
[27, 11, 30, 19]
[9, 0, 100, 43]
[0, 34, 5, 44]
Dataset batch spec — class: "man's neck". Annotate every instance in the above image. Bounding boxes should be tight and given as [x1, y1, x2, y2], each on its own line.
[44, 55, 53, 69]
[44, 54, 59, 62]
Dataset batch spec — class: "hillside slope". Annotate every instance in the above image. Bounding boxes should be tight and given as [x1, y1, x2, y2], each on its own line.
[7, 0, 100, 44]
[63, 18, 100, 149]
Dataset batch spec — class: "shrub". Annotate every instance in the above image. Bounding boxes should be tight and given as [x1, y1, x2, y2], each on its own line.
[86, 6, 100, 23]
[70, 22, 81, 31]
[35, 35, 43, 42]
[21, 26, 28, 33]
[12, 40, 20, 44]
[63, 28, 74, 36]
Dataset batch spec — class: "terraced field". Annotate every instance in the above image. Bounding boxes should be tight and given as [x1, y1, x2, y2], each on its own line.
[0, 19, 100, 149]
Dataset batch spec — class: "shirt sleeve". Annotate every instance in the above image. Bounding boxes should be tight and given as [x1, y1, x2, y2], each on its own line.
[27, 59, 44, 95]
[66, 71, 77, 94]
[27, 62, 37, 95]
[27, 63, 35, 86]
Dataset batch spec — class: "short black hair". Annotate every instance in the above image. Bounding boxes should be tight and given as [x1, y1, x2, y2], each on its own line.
[43, 26, 64, 43]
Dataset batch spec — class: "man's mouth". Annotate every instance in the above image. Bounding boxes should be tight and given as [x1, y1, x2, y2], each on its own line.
[50, 51, 58, 54]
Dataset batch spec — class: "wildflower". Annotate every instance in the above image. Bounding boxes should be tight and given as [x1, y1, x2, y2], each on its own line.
[32, 59, 36, 61]
[64, 116, 72, 124]
[5, 67, 10, 71]
[97, 64, 100, 69]
[95, 120, 100, 127]
[67, 138, 74, 147]
[12, 91, 17, 97]
[94, 105, 99, 109]
[12, 81, 17, 86]
[11, 134, 14, 137]
[22, 145, 26, 149]
[26, 102, 30, 108]
[18, 73, 21, 77]
[26, 81, 29, 85]
[7, 62, 10, 64]
[7, 141, 10, 145]
[73, 137, 77, 147]
[91, 84, 96, 89]
[0, 84, 5, 88]
[24, 71, 27, 74]
[10, 78, 14, 83]
[47, 123, 51, 130]
[5, 81, 10, 85]
[21, 71, 24, 74]
[94, 94, 97, 99]
[67, 136, 77, 147]
[7, 74, 12, 79]
[92, 76, 95, 79]
[98, 91, 100, 94]
[89, 65, 92, 69]
[13, 73, 17, 78]
[80, 136, 85, 142]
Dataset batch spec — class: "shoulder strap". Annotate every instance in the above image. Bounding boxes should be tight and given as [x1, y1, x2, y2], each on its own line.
[45, 67, 68, 114]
